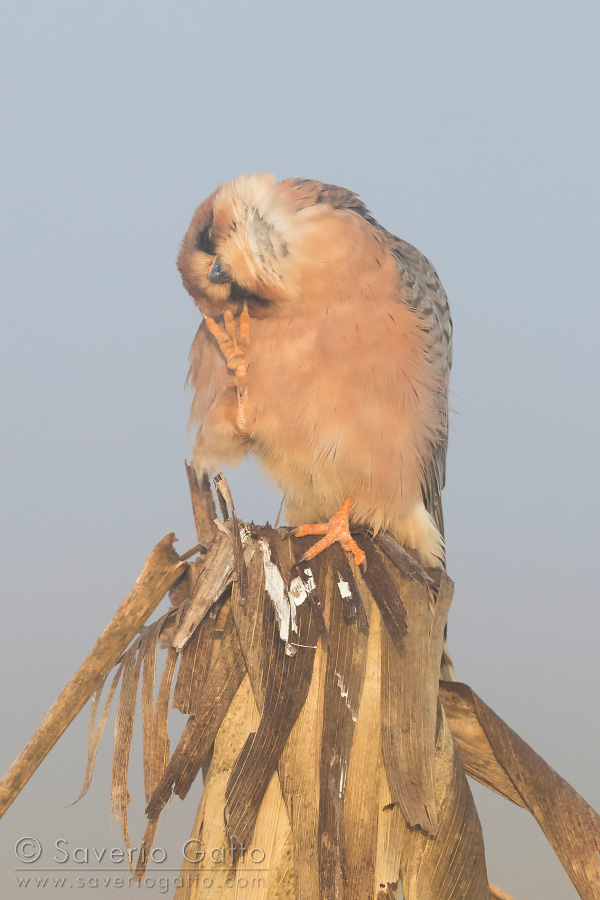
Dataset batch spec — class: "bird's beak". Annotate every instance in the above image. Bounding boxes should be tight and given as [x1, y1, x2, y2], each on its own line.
[208, 257, 231, 284]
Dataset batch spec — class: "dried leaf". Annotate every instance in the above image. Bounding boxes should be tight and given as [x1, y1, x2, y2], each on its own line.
[110, 616, 176, 866]
[171, 528, 236, 651]
[277, 624, 328, 899]
[399, 705, 489, 899]
[225, 538, 318, 847]
[373, 770, 403, 895]
[489, 883, 519, 900]
[134, 817, 160, 883]
[185, 461, 218, 547]
[329, 543, 369, 632]
[110, 634, 147, 861]
[343, 587, 383, 898]
[133, 632, 180, 880]
[380, 569, 453, 834]
[375, 531, 432, 583]
[172, 612, 216, 716]
[141, 620, 163, 803]
[173, 676, 254, 900]
[440, 684, 523, 807]
[319, 563, 369, 897]
[146, 643, 178, 798]
[214, 472, 248, 603]
[73, 659, 125, 803]
[441, 682, 600, 900]
[214, 471, 231, 522]
[168, 567, 194, 609]
[358, 537, 407, 653]
[0, 532, 187, 819]
[145, 611, 246, 820]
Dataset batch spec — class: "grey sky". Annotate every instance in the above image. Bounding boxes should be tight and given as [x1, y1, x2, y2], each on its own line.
[1, 1, 598, 897]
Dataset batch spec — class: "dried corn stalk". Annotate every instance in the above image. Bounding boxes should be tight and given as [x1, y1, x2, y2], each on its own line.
[2, 472, 599, 900]
[78, 501, 600, 899]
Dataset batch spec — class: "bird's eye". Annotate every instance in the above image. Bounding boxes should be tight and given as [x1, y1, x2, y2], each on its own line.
[208, 257, 231, 284]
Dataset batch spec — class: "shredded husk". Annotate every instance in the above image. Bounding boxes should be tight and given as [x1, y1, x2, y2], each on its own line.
[5, 472, 598, 900]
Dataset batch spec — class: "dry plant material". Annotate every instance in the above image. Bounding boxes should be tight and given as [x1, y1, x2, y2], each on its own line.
[329, 543, 370, 631]
[172, 613, 216, 716]
[214, 471, 249, 603]
[171, 527, 237, 651]
[74, 660, 126, 803]
[77, 612, 181, 860]
[318, 560, 370, 896]
[441, 681, 600, 900]
[399, 707, 489, 899]
[277, 609, 328, 898]
[185, 461, 218, 546]
[4, 472, 600, 900]
[379, 568, 453, 834]
[145, 612, 246, 820]
[168, 565, 195, 609]
[0, 532, 187, 819]
[225, 539, 319, 849]
[342, 585, 382, 897]
[374, 531, 433, 583]
[70, 524, 600, 897]
[489, 884, 519, 900]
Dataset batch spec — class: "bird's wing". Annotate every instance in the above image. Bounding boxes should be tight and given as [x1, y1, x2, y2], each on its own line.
[283, 178, 381, 227]
[390, 239, 453, 539]
[285, 178, 453, 536]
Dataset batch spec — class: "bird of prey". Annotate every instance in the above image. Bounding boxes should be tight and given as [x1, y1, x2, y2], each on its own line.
[178, 174, 452, 570]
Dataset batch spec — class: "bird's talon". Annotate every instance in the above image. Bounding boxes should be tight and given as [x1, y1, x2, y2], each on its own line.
[205, 308, 250, 433]
[291, 499, 365, 569]
[205, 310, 249, 382]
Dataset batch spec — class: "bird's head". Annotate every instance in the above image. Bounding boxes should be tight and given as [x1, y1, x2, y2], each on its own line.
[177, 173, 384, 317]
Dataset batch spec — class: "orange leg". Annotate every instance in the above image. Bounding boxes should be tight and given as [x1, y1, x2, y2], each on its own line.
[205, 304, 250, 434]
[294, 499, 366, 568]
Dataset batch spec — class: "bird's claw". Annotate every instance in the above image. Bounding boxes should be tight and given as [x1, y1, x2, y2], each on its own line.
[205, 303, 250, 392]
[205, 304, 250, 433]
[292, 499, 367, 569]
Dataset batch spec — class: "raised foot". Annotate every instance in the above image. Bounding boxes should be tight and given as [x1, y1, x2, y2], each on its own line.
[205, 304, 250, 433]
[294, 499, 366, 568]
[205, 304, 250, 392]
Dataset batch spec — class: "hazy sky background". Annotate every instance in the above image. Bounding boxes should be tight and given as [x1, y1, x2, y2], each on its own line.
[1, 1, 599, 897]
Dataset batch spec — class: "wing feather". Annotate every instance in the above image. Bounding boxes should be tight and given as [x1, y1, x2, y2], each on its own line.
[390, 239, 452, 539]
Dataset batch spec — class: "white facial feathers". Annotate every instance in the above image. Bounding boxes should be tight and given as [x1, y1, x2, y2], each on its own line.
[213, 174, 296, 287]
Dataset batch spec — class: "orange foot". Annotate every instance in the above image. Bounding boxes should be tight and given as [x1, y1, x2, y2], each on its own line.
[294, 499, 366, 568]
[205, 304, 250, 433]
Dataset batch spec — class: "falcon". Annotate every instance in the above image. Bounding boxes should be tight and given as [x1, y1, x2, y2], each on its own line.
[178, 174, 452, 569]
